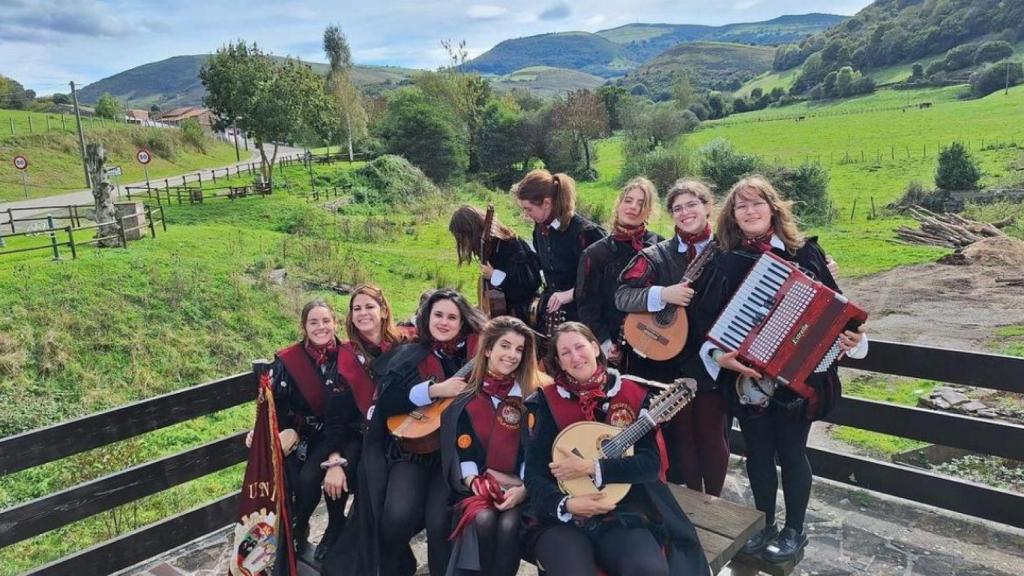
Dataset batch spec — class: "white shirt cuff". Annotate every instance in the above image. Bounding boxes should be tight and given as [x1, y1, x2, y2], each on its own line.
[557, 496, 573, 522]
[846, 332, 869, 359]
[647, 286, 667, 312]
[460, 461, 479, 480]
[593, 460, 603, 488]
[700, 341, 721, 381]
[490, 269, 507, 286]
[409, 381, 433, 407]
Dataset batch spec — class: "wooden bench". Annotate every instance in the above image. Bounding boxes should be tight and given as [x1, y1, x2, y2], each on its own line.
[228, 185, 251, 200]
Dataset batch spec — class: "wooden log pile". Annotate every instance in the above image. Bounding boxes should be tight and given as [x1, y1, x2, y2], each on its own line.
[896, 205, 1009, 248]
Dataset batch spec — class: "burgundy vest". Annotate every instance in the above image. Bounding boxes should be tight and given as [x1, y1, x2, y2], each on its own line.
[465, 392, 524, 475]
[276, 342, 331, 417]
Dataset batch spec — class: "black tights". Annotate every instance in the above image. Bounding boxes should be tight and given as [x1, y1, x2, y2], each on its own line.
[379, 459, 450, 576]
[534, 524, 668, 576]
[470, 507, 521, 576]
[738, 407, 813, 532]
[284, 438, 347, 536]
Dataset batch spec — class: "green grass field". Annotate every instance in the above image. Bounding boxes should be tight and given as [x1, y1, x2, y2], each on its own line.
[0, 109, 240, 201]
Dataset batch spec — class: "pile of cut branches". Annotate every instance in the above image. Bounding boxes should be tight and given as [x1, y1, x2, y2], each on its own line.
[896, 206, 1011, 248]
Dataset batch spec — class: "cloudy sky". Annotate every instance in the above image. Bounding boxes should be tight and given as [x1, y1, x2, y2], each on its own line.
[1, 0, 872, 95]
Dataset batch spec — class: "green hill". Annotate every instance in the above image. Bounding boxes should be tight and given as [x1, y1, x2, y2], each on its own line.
[464, 14, 845, 78]
[488, 66, 606, 97]
[598, 13, 848, 62]
[77, 55, 417, 109]
[463, 32, 634, 78]
[621, 42, 776, 98]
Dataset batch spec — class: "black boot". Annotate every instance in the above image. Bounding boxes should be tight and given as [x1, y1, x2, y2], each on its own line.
[293, 522, 311, 554]
[763, 527, 808, 563]
[314, 518, 345, 562]
[740, 522, 778, 555]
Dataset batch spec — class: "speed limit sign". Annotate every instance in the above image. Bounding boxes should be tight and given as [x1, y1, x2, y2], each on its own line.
[136, 149, 152, 165]
[12, 155, 28, 170]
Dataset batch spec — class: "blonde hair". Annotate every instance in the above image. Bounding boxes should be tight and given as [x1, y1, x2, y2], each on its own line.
[466, 316, 541, 397]
[716, 175, 804, 252]
[514, 169, 576, 223]
[610, 177, 659, 228]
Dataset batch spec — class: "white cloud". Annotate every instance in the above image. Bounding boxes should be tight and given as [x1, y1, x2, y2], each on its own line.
[584, 14, 607, 26]
[733, 0, 762, 10]
[467, 4, 509, 20]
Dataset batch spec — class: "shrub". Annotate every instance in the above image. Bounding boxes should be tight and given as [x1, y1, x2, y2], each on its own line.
[942, 44, 978, 72]
[974, 41, 1014, 66]
[698, 139, 761, 195]
[376, 87, 468, 183]
[353, 154, 440, 206]
[95, 93, 122, 120]
[935, 142, 981, 191]
[969, 61, 1023, 98]
[620, 145, 694, 194]
[763, 163, 832, 224]
[179, 118, 207, 153]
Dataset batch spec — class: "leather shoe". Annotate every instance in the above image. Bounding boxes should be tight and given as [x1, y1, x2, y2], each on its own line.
[314, 524, 342, 562]
[740, 522, 778, 555]
[763, 527, 808, 563]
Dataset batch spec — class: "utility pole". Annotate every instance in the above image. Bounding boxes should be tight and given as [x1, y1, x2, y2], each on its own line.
[1006, 62, 1012, 95]
[232, 120, 241, 162]
[70, 81, 91, 189]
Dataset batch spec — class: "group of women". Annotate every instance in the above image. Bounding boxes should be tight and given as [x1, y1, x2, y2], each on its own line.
[254, 168, 868, 576]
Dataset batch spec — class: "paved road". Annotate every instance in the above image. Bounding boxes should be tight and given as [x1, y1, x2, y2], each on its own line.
[0, 145, 305, 232]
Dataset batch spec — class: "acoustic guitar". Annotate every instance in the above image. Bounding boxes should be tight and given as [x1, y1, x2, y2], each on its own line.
[478, 205, 508, 318]
[387, 360, 475, 454]
[622, 243, 715, 361]
[552, 376, 696, 504]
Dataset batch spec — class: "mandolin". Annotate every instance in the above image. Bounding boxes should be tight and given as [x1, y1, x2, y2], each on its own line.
[387, 359, 475, 454]
[552, 376, 696, 504]
[478, 204, 508, 318]
[622, 243, 715, 361]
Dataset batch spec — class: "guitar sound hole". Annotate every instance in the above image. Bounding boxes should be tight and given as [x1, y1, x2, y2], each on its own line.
[654, 308, 675, 326]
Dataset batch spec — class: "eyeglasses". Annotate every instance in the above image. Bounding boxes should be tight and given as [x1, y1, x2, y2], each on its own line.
[733, 200, 769, 213]
[670, 200, 703, 214]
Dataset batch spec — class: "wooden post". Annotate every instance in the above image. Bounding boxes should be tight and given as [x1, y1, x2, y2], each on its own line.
[198, 172, 203, 187]
[46, 116, 51, 131]
[177, 187, 182, 205]
[28, 116, 33, 133]
[159, 206, 167, 231]
[182, 175, 187, 187]
[67, 226, 77, 259]
[871, 197, 877, 219]
[61, 114, 66, 130]
[146, 206, 156, 238]
[850, 199, 858, 221]
[117, 217, 127, 247]
[48, 216, 60, 260]
[7, 209, 14, 233]
[212, 170, 217, 184]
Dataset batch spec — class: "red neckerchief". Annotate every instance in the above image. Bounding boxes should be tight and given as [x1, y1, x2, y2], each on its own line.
[353, 332, 386, 361]
[304, 338, 337, 367]
[612, 222, 647, 252]
[677, 222, 711, 261]
[482, 371, 516, 400]
[433, 336, 466, 357]
[555, 365, 608, 421]
[741, 229, 775, 253]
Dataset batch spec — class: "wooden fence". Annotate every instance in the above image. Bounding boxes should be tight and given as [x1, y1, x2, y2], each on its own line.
[0, 341, 1022, 575]
[0, 204, 166, 261]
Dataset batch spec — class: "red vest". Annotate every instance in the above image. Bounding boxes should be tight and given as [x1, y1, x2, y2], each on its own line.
[542, 375, 647, 430]
[417, 333, 480, 381]
[465, 392, 523, 475]
[276, 342, 331, 417]
[337, 341, 386, 418]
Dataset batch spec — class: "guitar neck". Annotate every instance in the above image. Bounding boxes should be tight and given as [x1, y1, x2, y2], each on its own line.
[598, 413, 657, 459]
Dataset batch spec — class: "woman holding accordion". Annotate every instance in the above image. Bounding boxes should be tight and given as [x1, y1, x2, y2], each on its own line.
[707, 176, 867, 562]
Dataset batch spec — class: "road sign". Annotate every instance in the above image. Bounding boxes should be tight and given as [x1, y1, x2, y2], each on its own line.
[105, 166, 123, 177]
[136, 149, 151, 165]
[13, 155, 28, 170]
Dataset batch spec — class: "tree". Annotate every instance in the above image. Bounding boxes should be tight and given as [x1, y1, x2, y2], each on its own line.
[552, 89, 609, 177]
[969, 61, 1023, 97]
[672, 75, 696, 111]
[85, 144, 119, 247]
[597, 85, 629, 131]
[323, 25, 368, 161]
[201, 41, 326, 185]
[935, 142, 981, 191]
[911, 63, 924, 80]
[476, 99, 527, 187]
[973, 41, 1013, 66]
[376, 87, 468, 183]
[95, 93, 122, 119]
[764, 162, 832, 224]
[51, 93, 71, 106]
[706, 92, 727, 119]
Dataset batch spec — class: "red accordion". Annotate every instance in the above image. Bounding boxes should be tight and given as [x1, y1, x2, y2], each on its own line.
[708, 252, 867, 387]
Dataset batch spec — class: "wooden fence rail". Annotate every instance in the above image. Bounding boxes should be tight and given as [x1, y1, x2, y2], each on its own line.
[1, 341, 1022, 575]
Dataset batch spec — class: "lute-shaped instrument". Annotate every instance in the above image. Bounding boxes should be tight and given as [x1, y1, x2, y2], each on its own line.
[551, 376, 697, 504]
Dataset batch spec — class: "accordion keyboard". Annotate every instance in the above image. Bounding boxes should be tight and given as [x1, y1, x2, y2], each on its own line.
[709, 255, 792, 351]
